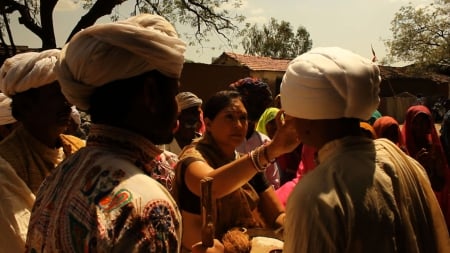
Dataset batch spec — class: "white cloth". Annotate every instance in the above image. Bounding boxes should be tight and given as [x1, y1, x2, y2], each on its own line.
[0, 156, 35, 253]
[284, 137, 450, 253]
[0, 93, 16, 125]
[281, 47, 381, 120]
[56, 14, 186, 111]
[70, 106, 81, 125]
[176, 92, 202, 111]
[0, 49, 60, 97]
[251, 236, 283, 253]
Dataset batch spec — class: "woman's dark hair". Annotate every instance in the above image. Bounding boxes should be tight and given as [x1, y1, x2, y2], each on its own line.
[228, 77, 273, 121]
[203, 90, 242, 120]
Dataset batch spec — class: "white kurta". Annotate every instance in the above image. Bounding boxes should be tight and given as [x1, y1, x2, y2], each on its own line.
[284, 137, 449, 253]
[0, 156, 35, 253]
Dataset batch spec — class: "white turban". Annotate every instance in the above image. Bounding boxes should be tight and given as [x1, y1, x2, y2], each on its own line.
[0, 49, 60, 97]
[281, 47, 381, 120]
[176, 92, 202, 111]
[56, 13, 186, 111]
[0, 93, 16, 125]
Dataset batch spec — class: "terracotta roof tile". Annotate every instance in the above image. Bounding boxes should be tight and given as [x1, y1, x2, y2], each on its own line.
[213, 52, 291, 71]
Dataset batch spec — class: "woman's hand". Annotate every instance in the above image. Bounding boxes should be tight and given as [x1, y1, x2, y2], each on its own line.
[191, 239, 225, 253]
[267, 110, 301, 159]
[415, 146, 446, 191]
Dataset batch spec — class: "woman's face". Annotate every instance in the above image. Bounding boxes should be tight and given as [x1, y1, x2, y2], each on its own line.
[207, 98, 248, 150]
[412, 112, 432, 138]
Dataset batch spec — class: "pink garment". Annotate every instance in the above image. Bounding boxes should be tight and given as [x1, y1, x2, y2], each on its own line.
[276, 145, 316, 207]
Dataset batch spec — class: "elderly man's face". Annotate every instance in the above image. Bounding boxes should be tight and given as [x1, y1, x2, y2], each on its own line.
[24, 82, 72, 135]
[175, 106, 203, 144]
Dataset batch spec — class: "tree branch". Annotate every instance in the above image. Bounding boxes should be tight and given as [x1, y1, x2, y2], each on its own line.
[67, 0, 126, 42]
[3, 0, 44, 40]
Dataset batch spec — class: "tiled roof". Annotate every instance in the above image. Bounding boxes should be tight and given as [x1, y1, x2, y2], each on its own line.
[380, 65, 450, 85]
[212, 52, 450, 85]
[213, 52, 291, 72]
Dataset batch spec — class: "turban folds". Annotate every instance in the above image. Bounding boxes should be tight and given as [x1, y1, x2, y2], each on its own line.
[56, 14, 187, 111]
[0, 49, 60, 97]
[281, 47, 380, 120]
[0, 93, 16, 125]
[176, 92, 202, 111]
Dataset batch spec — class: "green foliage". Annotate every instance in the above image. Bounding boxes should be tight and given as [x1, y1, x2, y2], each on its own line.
[241, 17, 312, 59]
[2, 0, 244, 50]
[385, 0, 450, 68]
[83, 0, 245, 46]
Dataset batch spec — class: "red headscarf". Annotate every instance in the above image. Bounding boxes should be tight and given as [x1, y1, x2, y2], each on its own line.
[402, 106, 450, 230]
[373, 116, 406, 150]
[401, 105, 444, 158]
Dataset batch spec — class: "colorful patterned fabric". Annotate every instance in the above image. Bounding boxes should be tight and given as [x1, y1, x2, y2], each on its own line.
[25, 124, 181, 253]
[0, 124, 85, 193]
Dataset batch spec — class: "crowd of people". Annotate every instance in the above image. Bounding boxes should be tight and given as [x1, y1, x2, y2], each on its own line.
[0, 13, 449, 253]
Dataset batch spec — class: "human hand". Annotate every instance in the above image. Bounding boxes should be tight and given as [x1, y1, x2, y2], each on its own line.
[415, 148, 433, 169]
[191, 239, 225, 253]
[268, 110, 301, 158]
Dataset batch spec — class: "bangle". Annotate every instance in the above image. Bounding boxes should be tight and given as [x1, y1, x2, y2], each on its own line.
[248, 151, 258, 171]
[249, 148, 266, 172]
[263, 145, 276, 164]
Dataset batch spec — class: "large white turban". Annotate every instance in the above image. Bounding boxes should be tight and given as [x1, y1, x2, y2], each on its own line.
[0, 93, 16, 125]
[56, 13, 187, 111]
[0, 49, 60, 97]
[281, 47, 381, 120]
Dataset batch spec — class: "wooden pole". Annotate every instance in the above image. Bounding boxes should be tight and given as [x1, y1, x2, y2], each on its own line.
[201, 176, 215, 247]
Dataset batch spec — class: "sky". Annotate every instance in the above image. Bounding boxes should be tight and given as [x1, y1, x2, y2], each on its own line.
[8, 0, 433, 65]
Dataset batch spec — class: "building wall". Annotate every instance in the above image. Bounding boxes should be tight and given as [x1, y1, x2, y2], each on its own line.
[180, 63, 250, 101]
[380, 78, 448, 97]
[181, 62, 449, 122]
[249, 71, 285, 96]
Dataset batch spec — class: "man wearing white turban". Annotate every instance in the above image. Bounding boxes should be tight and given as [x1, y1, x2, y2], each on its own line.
[281, 47, 450, 253]
[163, 91, 204, 155]
[0, 93, 18, 140]
[25, 14, 222, 253]
[0, 49, 85, 193]
[0, 49, 85, 253]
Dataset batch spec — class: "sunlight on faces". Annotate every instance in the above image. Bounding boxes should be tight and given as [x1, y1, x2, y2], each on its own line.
[207, 98, 248, 150]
